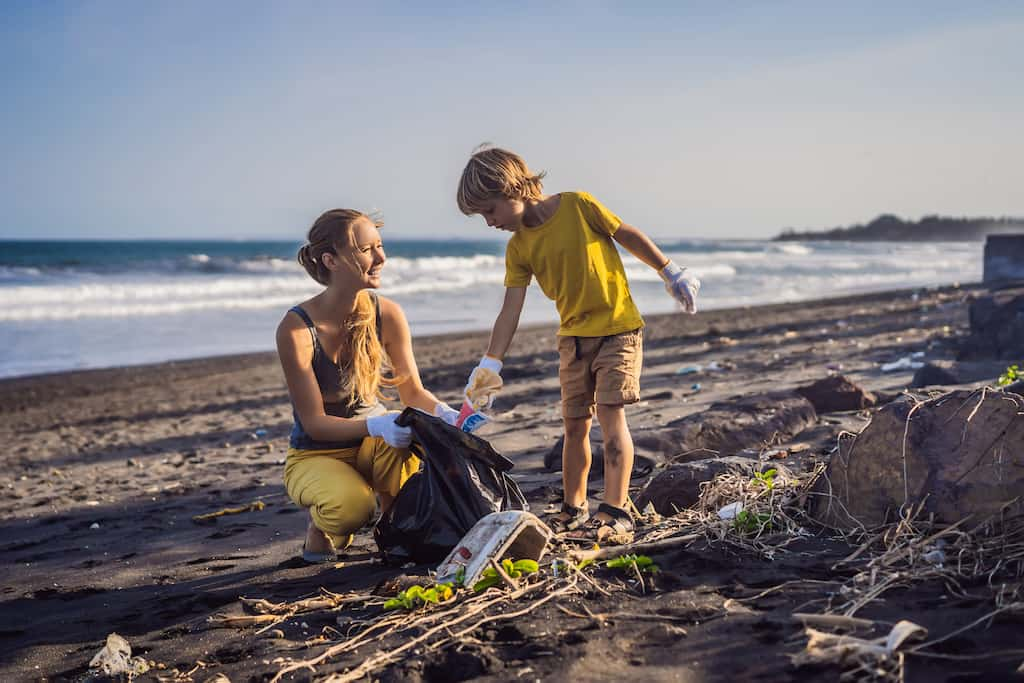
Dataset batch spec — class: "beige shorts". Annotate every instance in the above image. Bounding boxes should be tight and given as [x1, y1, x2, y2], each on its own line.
[558, 328, 643, 419]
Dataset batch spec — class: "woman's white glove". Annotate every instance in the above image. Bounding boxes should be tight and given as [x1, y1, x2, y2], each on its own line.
[659, 260, 701, 314]
[366, 412, 412, 448]
[433, 401, 460, 426]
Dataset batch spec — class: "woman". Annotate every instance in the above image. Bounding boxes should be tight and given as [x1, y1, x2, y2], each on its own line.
[277, 208, 458, 562]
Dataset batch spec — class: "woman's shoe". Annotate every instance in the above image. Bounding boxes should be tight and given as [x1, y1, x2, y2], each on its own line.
[301, 541, 337, 564]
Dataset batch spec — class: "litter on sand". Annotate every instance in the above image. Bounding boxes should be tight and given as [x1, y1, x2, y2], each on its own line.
[718, 502, 744, 520]
[192, 500, 266, 523]
[675, 365, 701, 375]
[89, 633, 150, 677]
[880, 356, 925, 372]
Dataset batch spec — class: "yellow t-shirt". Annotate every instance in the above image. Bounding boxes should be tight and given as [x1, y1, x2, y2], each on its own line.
[504, 191, 644, 337]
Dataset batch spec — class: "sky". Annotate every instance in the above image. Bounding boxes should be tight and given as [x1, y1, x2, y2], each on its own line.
[1, 1, 1022, 241]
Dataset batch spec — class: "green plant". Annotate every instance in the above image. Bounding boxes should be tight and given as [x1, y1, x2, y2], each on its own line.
[383, 582, 455, 611]
[734, 509, 773, 535]
[751, 468, 778, 491]
[998, 365, 1020, 387]
[606, 554, 659, 574]
[471, 558, 540, 592]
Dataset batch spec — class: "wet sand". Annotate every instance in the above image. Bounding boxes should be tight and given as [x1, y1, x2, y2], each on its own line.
[1, 283, 1019, 681]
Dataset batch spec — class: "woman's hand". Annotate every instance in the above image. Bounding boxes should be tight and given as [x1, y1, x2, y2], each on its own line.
[433, 402, 460, 425]
[366, 412, 412, 448]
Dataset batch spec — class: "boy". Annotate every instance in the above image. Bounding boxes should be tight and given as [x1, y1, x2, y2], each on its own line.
[456, 146, 700, 543]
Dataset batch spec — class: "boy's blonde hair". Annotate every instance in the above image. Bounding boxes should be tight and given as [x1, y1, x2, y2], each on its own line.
[456, 145, 546, 215]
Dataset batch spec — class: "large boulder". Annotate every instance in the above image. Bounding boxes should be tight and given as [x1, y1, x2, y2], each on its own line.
[796, 375, 876, 413]
[665, 391, 817, 456]
[959, 288, 1024, 360]
[815, 389, 1024, 527]
[637, 455, 763, 515]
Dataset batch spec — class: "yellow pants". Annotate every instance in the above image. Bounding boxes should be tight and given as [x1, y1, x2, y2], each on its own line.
[283, 437, 420, 545]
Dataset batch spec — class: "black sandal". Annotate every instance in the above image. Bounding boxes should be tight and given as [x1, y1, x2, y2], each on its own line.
[564, 502, 635, 545]
[546, 502, 590, 534]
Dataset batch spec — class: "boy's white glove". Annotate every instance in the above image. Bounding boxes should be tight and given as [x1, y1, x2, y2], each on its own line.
[464, 355, 503, 410]
[433, 401, 460, 426]
[659, 260, 700, 314]
[366, 412, 412, 448]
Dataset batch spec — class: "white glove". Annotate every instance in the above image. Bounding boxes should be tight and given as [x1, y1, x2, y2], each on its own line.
[366, 412, 412, 448]
[433, 401, 460, 426]
[464, 355, 503, 409]
[659, 260, 700, 314]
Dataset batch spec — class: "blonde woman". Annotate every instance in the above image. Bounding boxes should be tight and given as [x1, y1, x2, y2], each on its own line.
[277, 209, 459, 562]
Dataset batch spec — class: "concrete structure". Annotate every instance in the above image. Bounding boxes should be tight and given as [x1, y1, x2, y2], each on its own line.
[984, 234, 1024, 283]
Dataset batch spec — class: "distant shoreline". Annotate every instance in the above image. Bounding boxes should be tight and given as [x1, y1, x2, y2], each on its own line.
[775, 214, 1024, 242]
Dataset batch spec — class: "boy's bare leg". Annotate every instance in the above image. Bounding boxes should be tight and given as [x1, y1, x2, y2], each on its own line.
[561, 414, 593, 511]
[595, 403, 633, 520]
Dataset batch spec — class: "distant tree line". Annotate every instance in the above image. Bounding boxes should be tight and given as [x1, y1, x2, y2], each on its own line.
[774, 214, 1024, 241]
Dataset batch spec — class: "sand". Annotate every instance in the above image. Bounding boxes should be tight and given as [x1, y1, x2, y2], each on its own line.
[1, 283, 1020, 681]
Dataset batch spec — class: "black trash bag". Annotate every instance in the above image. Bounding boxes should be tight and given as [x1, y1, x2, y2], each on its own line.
[373, 407, 529, 564]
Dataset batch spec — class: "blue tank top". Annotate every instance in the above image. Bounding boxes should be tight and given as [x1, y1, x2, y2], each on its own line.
[288, 294, 387, 450]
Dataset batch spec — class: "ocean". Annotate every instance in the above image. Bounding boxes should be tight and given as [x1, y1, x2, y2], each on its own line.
[0, 238, 982, 379]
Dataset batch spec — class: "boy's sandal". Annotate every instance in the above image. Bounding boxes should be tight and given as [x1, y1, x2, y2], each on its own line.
[564, 503, 635, 545]
[546, 502, 590, 534]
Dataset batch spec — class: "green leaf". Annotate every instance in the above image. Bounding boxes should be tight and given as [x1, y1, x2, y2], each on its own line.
[512, 559, 539, 574]
[472, 575, 501, 593]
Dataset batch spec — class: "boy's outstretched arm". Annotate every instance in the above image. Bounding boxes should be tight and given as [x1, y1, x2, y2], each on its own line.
[613, 222, 701, 314]
[612, 222, 670, 269]
[485, 286, 527, 360]
[462, 286, 527, 409]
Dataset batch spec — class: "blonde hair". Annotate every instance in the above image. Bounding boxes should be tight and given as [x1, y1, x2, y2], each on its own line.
[456, 145, 546, 215]
[296, 209, 400, 406]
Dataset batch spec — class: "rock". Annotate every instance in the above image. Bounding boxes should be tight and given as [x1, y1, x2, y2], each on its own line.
[543, 433, 602, 471]
[542, 435, 654, 478]
[665, 391, 817, 456]
[814, 389, 1024, 527]
[959, 288, 1024, 360]
[911, 359, 1017, 388]
[637, 455, 762, 515]
[983, 234, 1024, 283]
[796, 375, 876, 413]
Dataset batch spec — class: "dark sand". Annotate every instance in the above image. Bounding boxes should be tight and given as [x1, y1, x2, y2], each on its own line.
[1, 284, 1020, 681]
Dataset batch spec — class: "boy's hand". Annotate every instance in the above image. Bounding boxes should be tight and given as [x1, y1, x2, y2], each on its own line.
[464, 356, 504, 409]
[659, 260, 701, 314]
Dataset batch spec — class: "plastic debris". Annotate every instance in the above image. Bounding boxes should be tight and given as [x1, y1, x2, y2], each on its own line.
[796, 620, 927, 666]
[89, 522, 100, 530]
[718, 502, 744, 520]
[880, 356, 925, 372]
[88, 633, 150, 677]
[922, 549, 946, 565]
[675, 365, 701, 375]
[435, 510, 552, 589]
[254, 428, 268, 437]
[690, 383, 702, 392]
[705, 361, 724, 372]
